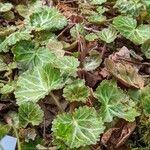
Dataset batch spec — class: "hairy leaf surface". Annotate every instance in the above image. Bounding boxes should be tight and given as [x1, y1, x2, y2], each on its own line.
[97, 27, 118, 43]
[0, 30, 32, 52]
[15, 64, 63, 105]
[113, 16, 150, 44]
[63, 79, 90, 102]
[0, 2, 13, 12]
[94, 80, 139, 122]
[19, 102, 44, 127]
[27, 7, 67, 31]
[12, 40, 56, 69]
[52, 106, 105, 148]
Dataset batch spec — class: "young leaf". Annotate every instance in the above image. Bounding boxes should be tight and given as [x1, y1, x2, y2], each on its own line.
[105, 59, 144, 89]
[84, 50, 102, 71]
[85, 33, 98, 41]
[114, 0, 143, 17]
[63, 79, 90, 103]
[97, 26, 118, 43]
[94, 80, 139, 122]
[0, 81, 16, 94]
[15, 64, 63, 105]
[96, 6, 108, 15]
[27, 7, 67, 31]
[12, 40, 56, 69]
[19, 102, 44, 127]
[88, 0, 106, 5]
[70, 24, 87, 39]
[15, 4, 29, 18]
[52, 106, 105, 148]
[87, 14, 106, 24]
[141, 42, 150, 59]
[55, 56, 80, 77]
[0, 30, 32, 52]
[0, 2, 13, 13]
[113, 15, 150, 44]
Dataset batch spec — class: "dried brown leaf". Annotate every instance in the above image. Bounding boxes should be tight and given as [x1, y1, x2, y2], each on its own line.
[101, 122, 136, 150]
[105, 59, 144, 89]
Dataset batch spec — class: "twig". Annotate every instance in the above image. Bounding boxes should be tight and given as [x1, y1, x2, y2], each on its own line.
[50, 92, 64, 112]
[13, 126, 21, 150]
[84, 27, 99, 33]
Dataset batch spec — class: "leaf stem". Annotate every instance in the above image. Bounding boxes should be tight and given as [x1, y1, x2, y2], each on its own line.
[13, 126, 21, 150]
[50, 92, 64, 112]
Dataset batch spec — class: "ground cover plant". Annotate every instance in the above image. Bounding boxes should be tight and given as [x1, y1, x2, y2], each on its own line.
[0, 0, 150, 149]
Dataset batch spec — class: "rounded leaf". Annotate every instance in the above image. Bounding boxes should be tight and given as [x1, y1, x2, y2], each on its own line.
[0, 2, 13, 13]
[19, 102, 44, 127]
[63, 79, 90, 103]
[15, 64, 63, 105]
[12, 40, 56, 69]
[95, 80, 139, 122]
[97, 27, 118, 43]
[52, 106, 105, 148]
[27, 7, 67, 31]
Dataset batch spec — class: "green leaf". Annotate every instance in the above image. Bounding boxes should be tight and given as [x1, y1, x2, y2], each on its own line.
[15, 4, 29, 18]
[114, 0, 143, 17]
[128, 25, 150, 45]
[47, 39, 65, 58]
[0, 81, 16, 94]
[12, 40, 56, 69]
[96, 6, 108, 15]
[0, 30, 32, 52]
[85, 33, 98, 41]
[141, 42, 150, 59]
[94, 80, 139, 122]
[15, 64, 63, 105]
[2, 11, 15, 21]
[0, 124, 11, 139]
[140, 84, 150, 115]
[63, 79, 90, 103]
[55, 56, 80, 77]
[34, 31, 56, 45]
[21, 138, 45, 150]
[70, 24, 87, 39]
[97, 26, 118, 43]
[0, 57, 7, 72]
[0, 57, 17, 76]
[113, 15, 150, 44]
[88, 0, 106, 5]
[84, 50, 102, 71]
[52, 106, 105, 148]
[87, 14, 106, 24]
[0, 2, 13, 13]
[27, 7, 67, 31]
[113, 15, 137, 36]
[19, 102, 44, 127]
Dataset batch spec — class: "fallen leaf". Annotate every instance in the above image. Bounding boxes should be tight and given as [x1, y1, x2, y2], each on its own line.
[109, 46, 131, 61]
[105, 59, 144, 89]
[101, 121, 136, 149]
